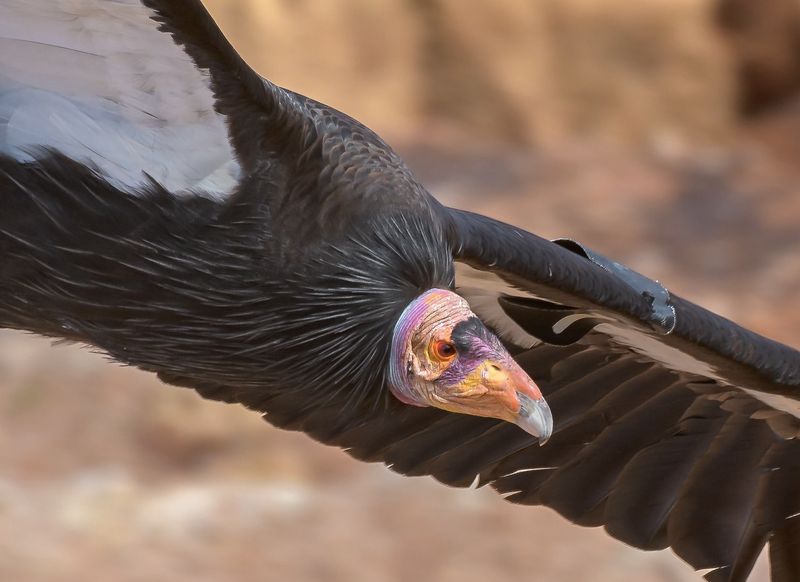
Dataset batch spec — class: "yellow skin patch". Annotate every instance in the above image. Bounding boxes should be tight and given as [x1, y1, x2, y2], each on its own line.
[425, 362, 526, 423]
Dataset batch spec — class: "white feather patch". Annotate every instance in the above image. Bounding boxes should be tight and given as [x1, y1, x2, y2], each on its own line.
[455, 263, 800, 437]
[742, 389, 800, 422]
[454, 262, 542, 349]
[0, 0, 241, 197]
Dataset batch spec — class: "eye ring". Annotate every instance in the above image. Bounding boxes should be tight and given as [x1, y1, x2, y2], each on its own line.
[433, 340, 457, 360]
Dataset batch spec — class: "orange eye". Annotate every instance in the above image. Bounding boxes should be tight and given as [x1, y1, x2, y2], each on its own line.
[433, 340, 457, 360]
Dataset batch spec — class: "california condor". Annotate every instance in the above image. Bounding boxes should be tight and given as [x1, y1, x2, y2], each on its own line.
[1, 2, 799, 580]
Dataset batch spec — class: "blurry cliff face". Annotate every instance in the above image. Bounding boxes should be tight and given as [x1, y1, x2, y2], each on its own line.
[205, 0, 736, 146]
[717, 0, 800, 116]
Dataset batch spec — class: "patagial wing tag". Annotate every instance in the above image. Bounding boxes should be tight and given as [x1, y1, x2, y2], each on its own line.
[553, 238, 677, 335]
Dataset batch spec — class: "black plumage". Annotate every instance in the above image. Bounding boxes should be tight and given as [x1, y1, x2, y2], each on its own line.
[1, 2, 800, 581]
[0, 152, 451, 415]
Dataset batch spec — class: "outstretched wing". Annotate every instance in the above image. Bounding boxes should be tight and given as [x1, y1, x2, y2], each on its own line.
[0, 0, 304, 197]
[442, 209, 800, 582]
[207, 208, 800, 582]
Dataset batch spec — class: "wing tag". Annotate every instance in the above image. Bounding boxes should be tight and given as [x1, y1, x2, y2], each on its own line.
[553, 239, 677, 335]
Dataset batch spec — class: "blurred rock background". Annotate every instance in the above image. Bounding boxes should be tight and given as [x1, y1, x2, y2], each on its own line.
[3, 1, 800, 580]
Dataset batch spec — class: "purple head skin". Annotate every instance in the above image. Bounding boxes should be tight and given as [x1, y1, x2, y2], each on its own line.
[388, 289, 553, 443]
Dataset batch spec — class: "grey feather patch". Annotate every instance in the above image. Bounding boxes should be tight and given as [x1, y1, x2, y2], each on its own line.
[0, 0, 240, 197]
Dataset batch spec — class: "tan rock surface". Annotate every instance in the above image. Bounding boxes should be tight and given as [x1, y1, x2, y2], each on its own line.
[205, 0, 736, 145]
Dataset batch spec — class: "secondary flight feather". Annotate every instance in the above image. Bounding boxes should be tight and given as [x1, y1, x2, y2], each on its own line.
[1, 2, 799, 581]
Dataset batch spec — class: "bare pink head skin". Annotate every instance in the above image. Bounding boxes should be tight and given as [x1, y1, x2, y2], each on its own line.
[388, 289, 553, 443]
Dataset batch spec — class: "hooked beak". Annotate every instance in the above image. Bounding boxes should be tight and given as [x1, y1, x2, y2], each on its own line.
[494, 362, 553, 445]
[437, 359, 554, 445]
[516, 390, 553, 445]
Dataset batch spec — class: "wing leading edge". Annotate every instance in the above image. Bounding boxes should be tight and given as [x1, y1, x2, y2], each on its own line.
[447, 207, 800, 582]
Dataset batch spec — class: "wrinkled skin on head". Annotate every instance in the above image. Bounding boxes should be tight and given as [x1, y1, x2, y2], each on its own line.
[388, 289, 553, 443]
